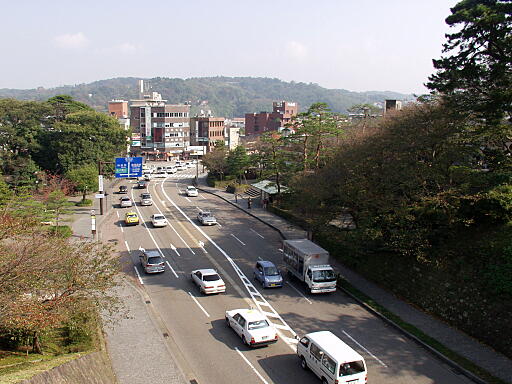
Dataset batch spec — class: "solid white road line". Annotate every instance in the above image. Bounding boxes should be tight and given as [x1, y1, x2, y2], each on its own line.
[170, 243, 180, 257]
[165, 261, 179, 277]
[152, 186, 195, 255]
[250, 228, 264, 239]
[286, 282, 313, 304]
[235, 347, 269, 384]
[342, 330, 388, 367]
[230, 234, 246, 246]
[130, 187, 179, 278]
[184, 196, 191, 203]
[199, 194, 206, 199]
[187, 291, 210, 317]
[134, 266, 144, 285]
[124, 241, 130, 252]
[116, 211, 119, 218]
[195, 206, 201, 211]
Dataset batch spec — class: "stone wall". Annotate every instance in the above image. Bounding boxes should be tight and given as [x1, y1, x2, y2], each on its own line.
[20, 351, 116, 384]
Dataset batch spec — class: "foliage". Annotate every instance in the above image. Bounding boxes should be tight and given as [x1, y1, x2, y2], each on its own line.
[46, 225, 73, 238]
[47, 95, 93, 122]
[35, 110, 127, 174]
[66, 164, 99, 201]
[287, 102, 345, 171]
[0, 77, 414, 118]
[44, 190, 73, 227]
[427, 0, 512, 125]
[226, 146, 251, 183]
[201, 142, 228, 180]
[76, 199, 92, 207]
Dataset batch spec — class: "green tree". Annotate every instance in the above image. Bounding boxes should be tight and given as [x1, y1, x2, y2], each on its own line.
[45, 190, 73, 227]
[47, 94, 93, 122]
[201, 143, 228, 180]
[288, 102, 344, 171]
[427, 0, 512, 125]
[227, 146, 251, 184]
[257, 132, 292, 197]
[36, 110, 127, 173]
[66, 164, 99, 201]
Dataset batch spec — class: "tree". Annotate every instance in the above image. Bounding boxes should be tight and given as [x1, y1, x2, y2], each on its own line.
[0, 214, 120, 354]
[427, 0, 512, 125]
[35, 110, 127, 173]
[257, 132, 292, 197]
[47, 94, 93, 122]
[201, 142, 228, 180]
[45, 190, 73, 227]
[287, 102, 344, 171]
[66, 164, 99, 201]
[226, 146, 251, 184]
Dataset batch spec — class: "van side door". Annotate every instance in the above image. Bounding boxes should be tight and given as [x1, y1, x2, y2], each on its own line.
[308, 342, 324, 379]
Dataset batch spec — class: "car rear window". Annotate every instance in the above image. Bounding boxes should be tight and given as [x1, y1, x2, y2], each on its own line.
[147, 256, 163, 265]
[126, 214, 137, 218]
[248, 320, 269, 330]
[121, 197, 130, 201]
[339, 361, 365, 376]
[142, 194, 151, 199]
[203, 274, 220, 282]
[153, 215, 165, 220]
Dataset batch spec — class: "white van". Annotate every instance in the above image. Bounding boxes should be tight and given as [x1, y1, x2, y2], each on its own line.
[297, 331, 367, 384]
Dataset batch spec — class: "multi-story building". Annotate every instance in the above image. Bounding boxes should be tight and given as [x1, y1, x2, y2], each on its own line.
[129, 92, 190, 160]
[108, 100, 129, 119]
[245, 101, 298, 136]
[190, 115, 226, 153]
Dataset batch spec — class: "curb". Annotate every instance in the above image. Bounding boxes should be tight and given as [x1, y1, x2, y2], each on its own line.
[335, 282, 487, 384]
[198, 184, 488, 384]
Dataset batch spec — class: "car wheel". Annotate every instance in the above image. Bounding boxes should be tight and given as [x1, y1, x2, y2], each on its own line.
[301, 357, 308, 370]
[322, 379, 328, 384]
[225, 317, 230, 328]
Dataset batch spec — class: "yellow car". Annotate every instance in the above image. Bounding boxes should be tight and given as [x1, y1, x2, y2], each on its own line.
[124, 211, 139, 226]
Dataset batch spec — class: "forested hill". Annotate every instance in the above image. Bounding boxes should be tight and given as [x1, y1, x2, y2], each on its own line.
[0, 77, 414, 117]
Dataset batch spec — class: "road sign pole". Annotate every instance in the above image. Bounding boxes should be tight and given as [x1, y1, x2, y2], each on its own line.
[98, 161, 104, 216]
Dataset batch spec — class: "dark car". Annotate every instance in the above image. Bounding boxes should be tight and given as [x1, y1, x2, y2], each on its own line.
[119, 185, 128, 194]
[137, 180, 148, 189]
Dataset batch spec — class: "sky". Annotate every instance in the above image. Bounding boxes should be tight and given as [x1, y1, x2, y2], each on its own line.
[1, 0, 460, 94]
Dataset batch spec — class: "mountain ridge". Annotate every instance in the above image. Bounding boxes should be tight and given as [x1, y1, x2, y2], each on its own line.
[0, 76, 415, 118]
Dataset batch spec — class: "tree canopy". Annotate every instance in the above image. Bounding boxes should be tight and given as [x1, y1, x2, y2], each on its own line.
[427, 0, 512, 125]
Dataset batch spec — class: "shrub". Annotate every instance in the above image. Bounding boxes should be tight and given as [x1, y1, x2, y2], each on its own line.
[48, 225, 73, 238]
[76, 199, 92, 207]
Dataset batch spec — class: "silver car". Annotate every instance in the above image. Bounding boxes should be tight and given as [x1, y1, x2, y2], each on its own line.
[119, 196, 133, 208]
[139, 249, 165, 274]
[140, 193, 153, 206]
[197, 211, 217, 225]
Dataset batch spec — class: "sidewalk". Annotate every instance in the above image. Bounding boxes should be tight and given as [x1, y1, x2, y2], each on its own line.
[69, 179, 187, 384]
[197, 177, 512, 384]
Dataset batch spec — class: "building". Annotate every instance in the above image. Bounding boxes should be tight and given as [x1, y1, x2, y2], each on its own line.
[245, 101, 298, 136]
[190, 114, 226, 153]
[129, 91, 190, 161]
[108, 100, 128, 119]
[226, 127, 241, 150]
[384, 99, 402, 114]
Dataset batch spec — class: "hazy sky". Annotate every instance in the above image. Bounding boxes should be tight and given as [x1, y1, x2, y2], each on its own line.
[2, 0, 460, 94]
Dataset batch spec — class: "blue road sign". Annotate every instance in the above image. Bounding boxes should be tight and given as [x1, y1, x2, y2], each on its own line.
[115, 157, 143, 178]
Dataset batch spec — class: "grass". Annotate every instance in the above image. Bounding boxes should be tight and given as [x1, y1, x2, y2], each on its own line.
[337, 277, 508, 384]
[0, 351, 82, 384]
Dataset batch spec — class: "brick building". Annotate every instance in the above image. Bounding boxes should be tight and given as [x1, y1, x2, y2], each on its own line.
[190, 116, 225, 153]
[245, 101, 298, 136]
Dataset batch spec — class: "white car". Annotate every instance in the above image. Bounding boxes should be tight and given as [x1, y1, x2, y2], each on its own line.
[150, 213, 168, 227]
[153, 170, 168, 178]
[186, 186, 198, 197]
[191, 269, 226, 294]
[140, 193, 153, 206]
[225, 309, 278, 347]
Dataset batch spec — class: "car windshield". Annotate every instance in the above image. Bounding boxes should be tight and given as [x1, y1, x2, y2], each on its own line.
[153, 215, 165, 221]
[188, 187, 196, 191]
[147, 256, 163, 265]
[248, 319, 269, 330]
[203, 274, 220, 282]
[264, 267, 279, 276]
[121, 197, 130, 201]
[312, 269, 337, 282]
[126, 214, 137, 218]
[142, 194, 151, 199]
[339, 361, 365, 376]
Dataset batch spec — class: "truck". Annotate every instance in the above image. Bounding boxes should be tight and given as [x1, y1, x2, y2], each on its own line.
[282, 239, 337, 294]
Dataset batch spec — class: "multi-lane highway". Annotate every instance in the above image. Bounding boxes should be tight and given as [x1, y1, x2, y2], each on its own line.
[106, 169, 472, 384]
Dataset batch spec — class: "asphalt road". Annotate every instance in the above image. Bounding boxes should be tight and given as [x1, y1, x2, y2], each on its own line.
[107, 170, 473, 384]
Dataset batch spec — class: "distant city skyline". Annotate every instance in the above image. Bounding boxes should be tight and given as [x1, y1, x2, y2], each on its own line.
[1, 0, 460, 94]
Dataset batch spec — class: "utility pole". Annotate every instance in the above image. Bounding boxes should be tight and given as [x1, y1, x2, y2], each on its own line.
[98, 160, 115, 215]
